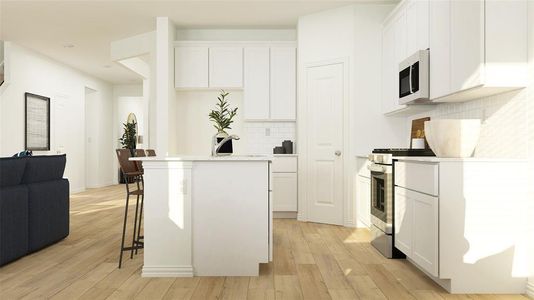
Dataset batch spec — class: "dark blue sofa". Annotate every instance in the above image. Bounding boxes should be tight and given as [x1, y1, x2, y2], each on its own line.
[0, 154, 69, 266]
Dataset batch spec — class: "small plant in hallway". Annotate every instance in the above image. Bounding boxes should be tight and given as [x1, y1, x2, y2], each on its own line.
[209, 90, 238, 136]
[119, 121, 137, 151]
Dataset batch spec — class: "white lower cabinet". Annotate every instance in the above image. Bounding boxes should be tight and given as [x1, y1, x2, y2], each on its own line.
[394, 187, 413, 256]
[395, 186, 438, 277]
[356, 175, 371, 227]
[272, 156, 297, 213]
[272, 173, 297, 211]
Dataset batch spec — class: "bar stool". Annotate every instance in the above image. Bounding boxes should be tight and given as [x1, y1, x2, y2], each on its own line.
[146, 149, 156, 157]
[115, 149, 144, 268]
[133, 149, 146, 255]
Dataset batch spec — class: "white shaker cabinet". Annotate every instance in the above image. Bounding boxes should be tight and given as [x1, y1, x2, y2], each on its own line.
[429, 0, 527, 102]
[209, 47, 243, 88]
[356, 176, 371, 228]
[394, 158, 529, 293]
[271, 156, 298, 213]
[270, 47, 296, 120]
[243, 47, 270, 120]
[406, 0, 429, 55]
[175, 47, 209, 88]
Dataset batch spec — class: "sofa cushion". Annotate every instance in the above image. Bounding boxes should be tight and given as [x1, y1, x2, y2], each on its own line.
[27, 179, 70, 252]
[22, 155, 66, 184]
[0, 157, 27, 187]
[0, 185, 29, 266]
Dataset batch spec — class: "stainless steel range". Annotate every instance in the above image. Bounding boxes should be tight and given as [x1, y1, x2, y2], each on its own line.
[368, 148, 434, 258]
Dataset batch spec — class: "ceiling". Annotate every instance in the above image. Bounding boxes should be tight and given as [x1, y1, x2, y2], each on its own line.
[0, 0, 393, 84]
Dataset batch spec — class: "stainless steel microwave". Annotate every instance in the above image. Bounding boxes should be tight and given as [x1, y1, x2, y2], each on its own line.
[399, 49, 430, 104]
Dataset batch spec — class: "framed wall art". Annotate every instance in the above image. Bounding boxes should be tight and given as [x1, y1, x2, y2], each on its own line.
[25, 92, 50, 151]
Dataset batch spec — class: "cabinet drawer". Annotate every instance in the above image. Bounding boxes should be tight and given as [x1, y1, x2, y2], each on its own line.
[394, 161, 438, 196]
[271, 157, 297, 173]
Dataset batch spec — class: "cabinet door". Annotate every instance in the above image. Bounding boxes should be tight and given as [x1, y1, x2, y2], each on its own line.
[406, 0, 429, 55]
[270, 47, 296, 120]
[357, 176, 371, 227]
[429, 0, 451, 99]
[450, 0, 484, 92]
[381, 22, 405, 114]
[411, 189, 439, 277]
[394, 10, 407, 65]
[175, 47, 209, 88]
[244, 47, 270, 120]
[272, 173, 297, 212]
[394, 187, 413, 256]
[209, 47, 243, 88]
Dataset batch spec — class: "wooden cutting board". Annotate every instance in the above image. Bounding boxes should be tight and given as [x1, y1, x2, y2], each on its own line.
[410, 117, 430, 149]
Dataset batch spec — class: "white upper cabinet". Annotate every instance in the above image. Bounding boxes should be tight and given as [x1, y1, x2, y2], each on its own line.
[406, 0, 429, 55]
[209, 47, 243, 88]
[175, 47, 209, 88]
[270, 47, 296, 120]
[381, 0, 429, 115]
[243, 47, 270, 120]
[429, 0, 450, 100]
[429, 0, 527, 102]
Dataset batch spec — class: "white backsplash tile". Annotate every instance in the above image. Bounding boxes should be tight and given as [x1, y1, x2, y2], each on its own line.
[243, 122, 296, 154]
[409, 89, 529, 158]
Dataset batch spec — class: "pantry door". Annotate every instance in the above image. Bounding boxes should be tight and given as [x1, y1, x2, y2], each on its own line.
[305, 62, 345, 225]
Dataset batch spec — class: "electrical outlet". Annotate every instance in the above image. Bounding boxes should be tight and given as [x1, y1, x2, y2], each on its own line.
[265, 128, 271, 136]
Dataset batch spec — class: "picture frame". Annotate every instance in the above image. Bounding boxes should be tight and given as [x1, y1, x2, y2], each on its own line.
[25, 92, 50, 151]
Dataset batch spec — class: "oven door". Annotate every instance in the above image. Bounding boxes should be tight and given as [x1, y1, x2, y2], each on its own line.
[370, 166, 393, 233]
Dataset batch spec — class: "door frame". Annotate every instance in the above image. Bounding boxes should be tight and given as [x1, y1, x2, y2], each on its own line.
[297, 57, 353, 226]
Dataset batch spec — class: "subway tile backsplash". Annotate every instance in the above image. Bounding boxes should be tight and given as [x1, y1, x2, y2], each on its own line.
[243, 122, 296, 154]
[409, 89, 528, 158]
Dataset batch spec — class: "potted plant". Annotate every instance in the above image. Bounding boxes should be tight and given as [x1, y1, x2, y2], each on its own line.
[209, 90, 238, 154]
[119, 121, 137, 155]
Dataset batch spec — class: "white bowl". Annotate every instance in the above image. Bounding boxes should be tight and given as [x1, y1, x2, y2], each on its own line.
[424, 119, 481, 158]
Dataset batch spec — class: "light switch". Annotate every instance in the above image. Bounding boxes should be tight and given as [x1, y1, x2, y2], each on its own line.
[265, 128, 271, 136]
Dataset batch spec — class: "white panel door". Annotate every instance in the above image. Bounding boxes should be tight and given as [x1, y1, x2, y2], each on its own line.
[450, 0, 484, 92]
[429, 0, 451, 99]
[243, 47, 270, 120]
[394, 187, 413, 256]
[209, 47, 243, 88]
[272, 172, 297, 212]
[306, 63, 344, 225]
[175, 47, 209, 88]
[412, 189, 439, 277]
[357, 175, 371, 227]
[270, 47, 296, 120]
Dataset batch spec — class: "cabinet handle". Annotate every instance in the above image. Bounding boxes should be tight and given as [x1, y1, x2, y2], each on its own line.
[335, 150, 342, 156]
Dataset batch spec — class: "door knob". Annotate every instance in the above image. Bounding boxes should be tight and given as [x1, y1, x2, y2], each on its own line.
[335, 150, 342, 156]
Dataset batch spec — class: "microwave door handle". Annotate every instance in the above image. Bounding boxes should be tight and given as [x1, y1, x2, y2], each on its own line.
[410, 65, 413, 94]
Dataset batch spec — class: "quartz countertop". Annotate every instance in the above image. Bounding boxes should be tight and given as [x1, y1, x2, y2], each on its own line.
[393, 156, 527, 163]
[130, 155, 273, 162]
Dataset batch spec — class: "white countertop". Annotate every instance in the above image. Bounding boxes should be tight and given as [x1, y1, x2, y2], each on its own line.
[393, 156, 527, 163]
[131, 155, 273, 162]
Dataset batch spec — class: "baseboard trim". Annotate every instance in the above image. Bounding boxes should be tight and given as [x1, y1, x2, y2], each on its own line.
[527, 279, 534, 298]
[142, 265, 194, 277]
[273, 211, 297, 219]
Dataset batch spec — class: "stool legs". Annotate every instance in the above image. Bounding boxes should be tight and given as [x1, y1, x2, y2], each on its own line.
[131, 194, 140, 259]
[135, 195, 144, 255]
[118, 192, 130, 268]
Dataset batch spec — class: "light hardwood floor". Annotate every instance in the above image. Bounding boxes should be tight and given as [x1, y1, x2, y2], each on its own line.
[0, 185, 529, 300]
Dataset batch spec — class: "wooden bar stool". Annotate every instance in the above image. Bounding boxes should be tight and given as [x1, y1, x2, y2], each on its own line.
[146, 149, 156, 157]
[115, 149, 144, 268]
[133, 149, 146, 255]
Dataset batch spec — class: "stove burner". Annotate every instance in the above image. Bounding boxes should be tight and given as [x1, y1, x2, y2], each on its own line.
[372, 148, 435, 156]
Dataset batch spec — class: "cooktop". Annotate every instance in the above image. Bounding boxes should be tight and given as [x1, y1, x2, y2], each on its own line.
[372, 148, 435, 157]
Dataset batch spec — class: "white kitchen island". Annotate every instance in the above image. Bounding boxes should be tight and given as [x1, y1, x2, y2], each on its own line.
[131, 156, 272, 277]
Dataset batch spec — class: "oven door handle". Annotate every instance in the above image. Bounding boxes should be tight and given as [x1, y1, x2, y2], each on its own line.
[367, 164, 385, 173]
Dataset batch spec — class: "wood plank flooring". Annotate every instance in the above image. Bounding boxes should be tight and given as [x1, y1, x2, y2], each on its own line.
[0, 185, 529, 299]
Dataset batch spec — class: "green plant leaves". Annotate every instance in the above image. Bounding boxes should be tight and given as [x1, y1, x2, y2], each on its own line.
[119, 121, 137, 149]
[209, 90, 238, 133]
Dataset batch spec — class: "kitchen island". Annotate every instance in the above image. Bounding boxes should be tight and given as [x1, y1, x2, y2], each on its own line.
[131, 156, 272, 277]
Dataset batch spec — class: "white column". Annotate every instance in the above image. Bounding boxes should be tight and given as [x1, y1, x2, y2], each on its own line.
[142, 161, 193, 277]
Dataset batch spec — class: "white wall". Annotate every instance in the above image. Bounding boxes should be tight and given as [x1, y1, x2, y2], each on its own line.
[173, 91, 245, 155]
[0, 43, 114, 193]
[176, 29, 297, 41]
[297, 4, 401, 226]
